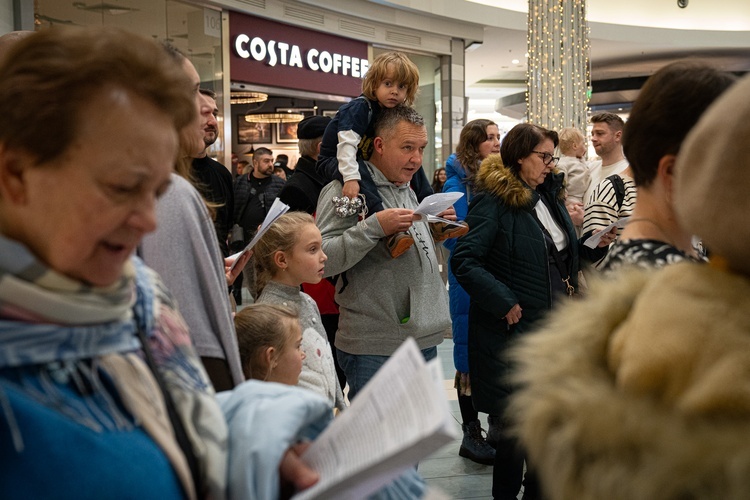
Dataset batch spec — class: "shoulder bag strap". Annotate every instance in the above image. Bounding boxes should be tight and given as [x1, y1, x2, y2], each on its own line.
[529, 207, 576, 297]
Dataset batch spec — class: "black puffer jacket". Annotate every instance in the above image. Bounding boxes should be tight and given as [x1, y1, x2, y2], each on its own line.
[451, 154, 605, 415]
[277, 156, 327, 215]
[233, 173, 285, 246]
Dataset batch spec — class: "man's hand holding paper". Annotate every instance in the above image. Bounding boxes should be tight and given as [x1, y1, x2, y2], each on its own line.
[413, 192, 463, 226]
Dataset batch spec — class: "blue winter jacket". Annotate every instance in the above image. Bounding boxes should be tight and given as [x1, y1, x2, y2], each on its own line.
[442, 154, 474, 373]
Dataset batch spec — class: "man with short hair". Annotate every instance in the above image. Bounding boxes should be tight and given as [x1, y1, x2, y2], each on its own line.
[233, 146, 285, 299]
[584, 112, 629, 205]
[316, 106, 452, 401]
[192, 89, 234, 256]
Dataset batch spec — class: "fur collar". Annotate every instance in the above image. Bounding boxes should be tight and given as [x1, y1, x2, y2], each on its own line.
[475, 154, 564, 209]
[509, 263, 750, 500]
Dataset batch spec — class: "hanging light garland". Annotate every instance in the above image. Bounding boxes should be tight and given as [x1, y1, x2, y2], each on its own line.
[526, 0, 590, 131]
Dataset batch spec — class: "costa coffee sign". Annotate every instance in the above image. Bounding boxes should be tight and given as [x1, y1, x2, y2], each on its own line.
[230, 12, 369, 97]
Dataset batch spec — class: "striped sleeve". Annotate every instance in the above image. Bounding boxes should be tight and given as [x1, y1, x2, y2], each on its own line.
[583, 176, 637, 236]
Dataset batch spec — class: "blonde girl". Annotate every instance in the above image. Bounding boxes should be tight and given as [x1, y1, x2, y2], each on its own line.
[234, 303, 305, 385]
[254, 212, 346, 410]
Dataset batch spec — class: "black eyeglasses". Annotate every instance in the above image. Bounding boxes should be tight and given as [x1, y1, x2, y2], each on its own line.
[532, 151, 560, 166]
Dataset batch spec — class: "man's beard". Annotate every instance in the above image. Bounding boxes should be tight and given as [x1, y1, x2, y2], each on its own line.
[203, 130, 217, 147]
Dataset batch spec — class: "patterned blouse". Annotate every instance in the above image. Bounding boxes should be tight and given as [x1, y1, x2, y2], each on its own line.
[600, 238, 702, 274]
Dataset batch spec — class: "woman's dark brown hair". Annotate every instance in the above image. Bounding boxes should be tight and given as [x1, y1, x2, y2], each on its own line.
[456, 119, 497, 178]
[623, 62, 736, 187]
[500, 123, 559, 175]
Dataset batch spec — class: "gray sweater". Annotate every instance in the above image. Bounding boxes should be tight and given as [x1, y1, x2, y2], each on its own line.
[316, 162, 450, 357]
[140, 174, 244, 386]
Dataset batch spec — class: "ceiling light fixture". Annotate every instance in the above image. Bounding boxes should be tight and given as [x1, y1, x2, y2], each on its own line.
[230, 91, 268, 105]
[244, 112, 305, 124]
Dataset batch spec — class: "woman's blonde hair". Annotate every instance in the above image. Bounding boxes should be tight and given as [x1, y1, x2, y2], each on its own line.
[234, 303, 300, 381]
[362, 51, 420, 106]
[253, 212, 316, 295]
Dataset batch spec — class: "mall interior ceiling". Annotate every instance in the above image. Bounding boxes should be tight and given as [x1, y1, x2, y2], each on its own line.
[349, 0, 750, 126]
[27, 0, 750, 128]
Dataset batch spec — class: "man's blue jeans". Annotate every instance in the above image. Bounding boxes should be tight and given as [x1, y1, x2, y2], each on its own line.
[337, 346, 438, 401]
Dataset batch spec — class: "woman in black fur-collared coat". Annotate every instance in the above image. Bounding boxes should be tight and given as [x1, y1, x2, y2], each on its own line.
[451, 123, 610, 500]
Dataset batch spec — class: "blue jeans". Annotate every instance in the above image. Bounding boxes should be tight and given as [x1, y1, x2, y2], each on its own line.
[337, 346, 438, 401]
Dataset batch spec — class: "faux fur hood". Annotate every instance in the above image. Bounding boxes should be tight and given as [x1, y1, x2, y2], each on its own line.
[475, 153, 564, 209]
[509, 263, 750, 500]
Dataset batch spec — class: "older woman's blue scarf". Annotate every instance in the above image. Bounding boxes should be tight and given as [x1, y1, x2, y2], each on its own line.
[0, 234, 151, 448]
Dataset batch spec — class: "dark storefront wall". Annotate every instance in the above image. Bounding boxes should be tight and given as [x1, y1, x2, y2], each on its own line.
[229, 11, 369, 166]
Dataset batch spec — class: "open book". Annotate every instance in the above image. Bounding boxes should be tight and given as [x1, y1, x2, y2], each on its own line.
[228, 197, 289, 271]
[292, 337, 458, 500]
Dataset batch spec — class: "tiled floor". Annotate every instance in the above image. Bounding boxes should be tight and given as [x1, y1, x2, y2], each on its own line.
[421, 334, 495, 500]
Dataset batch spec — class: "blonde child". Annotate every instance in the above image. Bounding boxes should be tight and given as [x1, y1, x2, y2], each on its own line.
[253, 212, 346, 410]
[317, 51, 467, 258]
[234, 303, 305, 385]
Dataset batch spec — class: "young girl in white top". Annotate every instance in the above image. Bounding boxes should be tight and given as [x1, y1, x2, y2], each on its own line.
[254, 212, 346, 410]
[234, 303, 305, 385]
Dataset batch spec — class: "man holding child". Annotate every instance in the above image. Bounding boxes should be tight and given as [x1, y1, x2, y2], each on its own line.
[316, 105, 452, 399]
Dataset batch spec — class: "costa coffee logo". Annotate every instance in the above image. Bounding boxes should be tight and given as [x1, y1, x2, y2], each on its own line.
[234, 34, 369, 78]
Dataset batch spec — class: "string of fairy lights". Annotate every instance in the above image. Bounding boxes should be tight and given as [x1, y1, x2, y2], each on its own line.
[526, 0, 591, 132]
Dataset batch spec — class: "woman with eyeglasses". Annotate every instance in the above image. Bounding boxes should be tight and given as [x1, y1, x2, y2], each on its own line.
[450, 123, 613, 500]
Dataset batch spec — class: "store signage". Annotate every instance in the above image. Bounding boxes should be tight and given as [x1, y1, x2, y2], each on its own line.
[230, 12, 368, 97]
[234, 34, 369, 78]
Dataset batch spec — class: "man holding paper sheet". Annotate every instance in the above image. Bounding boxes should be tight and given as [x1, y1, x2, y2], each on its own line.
[316, 105, 454, 401]
[233, 147, 286, 300]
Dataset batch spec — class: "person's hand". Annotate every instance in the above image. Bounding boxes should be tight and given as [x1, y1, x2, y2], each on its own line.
[224, 250, 252, 286]
[436, 206, 457, 221]
[505, 304, 522, 325]
[595, 226, 618, 248]
[566, 202, 584, 227]
[279, 442, 318, 500]
[342, 180, 360, 200]
[375, 208, 416, 236]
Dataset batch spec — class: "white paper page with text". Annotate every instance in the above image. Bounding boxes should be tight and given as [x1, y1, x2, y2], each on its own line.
[292, 338, 457, 500]
[228, 198, 289, 271]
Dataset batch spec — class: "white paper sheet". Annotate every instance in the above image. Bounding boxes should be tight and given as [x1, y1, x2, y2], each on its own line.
[228, 198, 290, 271]
[292, 338, 458, 500]
[583, 216, 631, 248]
[413, 192, 463, 218]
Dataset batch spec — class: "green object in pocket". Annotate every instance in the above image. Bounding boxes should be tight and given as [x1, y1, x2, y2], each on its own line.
[400, 316, 410, 324]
